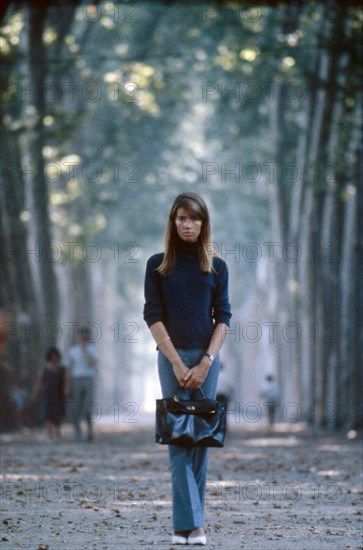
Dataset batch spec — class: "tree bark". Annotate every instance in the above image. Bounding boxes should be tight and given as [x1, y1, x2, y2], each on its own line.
[22, 5, 59, 331]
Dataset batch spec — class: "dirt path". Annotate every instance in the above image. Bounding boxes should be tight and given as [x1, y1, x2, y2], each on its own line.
[1, 421, 362, 549]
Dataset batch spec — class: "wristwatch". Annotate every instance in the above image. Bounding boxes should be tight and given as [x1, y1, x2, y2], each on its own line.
[204, 352, 214, 363]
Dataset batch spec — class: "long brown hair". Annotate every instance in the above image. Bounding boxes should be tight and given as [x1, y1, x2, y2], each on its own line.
[157, 192, 218, 277]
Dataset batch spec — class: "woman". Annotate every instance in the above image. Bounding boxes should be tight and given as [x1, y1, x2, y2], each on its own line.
[32, 346, 69, 439]
[143, 192, 232, 545]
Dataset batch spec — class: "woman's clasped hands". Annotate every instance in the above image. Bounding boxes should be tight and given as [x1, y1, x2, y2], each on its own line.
[178, 361, 210, 390]
[173, 358, 210, 390]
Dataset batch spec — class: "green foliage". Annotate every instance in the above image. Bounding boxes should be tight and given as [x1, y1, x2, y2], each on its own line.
[1, 0, 361, 324]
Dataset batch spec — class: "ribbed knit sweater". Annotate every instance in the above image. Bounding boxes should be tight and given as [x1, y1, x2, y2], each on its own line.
[143, 237, 232, 349]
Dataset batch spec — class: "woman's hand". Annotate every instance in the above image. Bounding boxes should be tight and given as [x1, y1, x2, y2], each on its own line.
[172, 360, 190, 388]
[183, 361, 210, 389]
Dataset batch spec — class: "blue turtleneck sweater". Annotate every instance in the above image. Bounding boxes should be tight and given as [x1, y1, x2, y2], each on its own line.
[143, 237, 232, 349]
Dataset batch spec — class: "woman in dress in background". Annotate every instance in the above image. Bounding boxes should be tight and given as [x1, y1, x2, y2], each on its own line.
[32, 346, 69, 440]
[143, 192, 232, 545]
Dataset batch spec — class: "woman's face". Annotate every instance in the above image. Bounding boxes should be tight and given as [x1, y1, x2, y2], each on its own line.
[175, 207, 202, 242]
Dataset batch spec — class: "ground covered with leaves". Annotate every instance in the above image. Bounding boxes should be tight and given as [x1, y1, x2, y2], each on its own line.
[1, 420, 362, 549]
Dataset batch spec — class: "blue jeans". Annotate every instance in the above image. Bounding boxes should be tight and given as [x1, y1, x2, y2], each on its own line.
[157, 348, 220, 532]
[69, 376, 95, 441]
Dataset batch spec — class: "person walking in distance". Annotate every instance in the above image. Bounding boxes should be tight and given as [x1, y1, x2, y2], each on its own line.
[65, 327, 98, 442]
[143, 192, 232, 546]
[260, 374, 280, 431]
[216, 362, 234, 435]
[31, 346, 68, 440]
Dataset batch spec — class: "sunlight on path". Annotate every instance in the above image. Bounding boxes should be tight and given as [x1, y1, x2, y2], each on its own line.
[1, 425, 361, 549]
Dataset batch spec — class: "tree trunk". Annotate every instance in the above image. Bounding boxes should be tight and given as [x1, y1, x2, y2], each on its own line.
[300, 4, 344, 428]
[0, 110, 40, 385]
[22, 6, 59, 331]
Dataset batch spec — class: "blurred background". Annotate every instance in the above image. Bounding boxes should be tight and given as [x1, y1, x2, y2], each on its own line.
[1, 0, 362, 432]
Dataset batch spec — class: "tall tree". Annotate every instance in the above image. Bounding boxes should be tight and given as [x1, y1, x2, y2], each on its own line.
[22, 5, 59, 329]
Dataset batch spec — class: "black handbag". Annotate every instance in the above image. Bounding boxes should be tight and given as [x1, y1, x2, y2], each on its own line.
[155, 387, 226, 447]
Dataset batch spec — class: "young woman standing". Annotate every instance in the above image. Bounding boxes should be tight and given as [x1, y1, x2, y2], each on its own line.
[143, 192, 232, 545]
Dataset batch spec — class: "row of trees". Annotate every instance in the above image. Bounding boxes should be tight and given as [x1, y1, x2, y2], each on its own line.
[265, 3, 362, 428]
[1, 1, 362, 429]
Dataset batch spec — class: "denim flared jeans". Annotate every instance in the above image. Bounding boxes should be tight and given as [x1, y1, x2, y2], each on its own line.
[69, 376, 95, 441]
[157, 348, 220, 532]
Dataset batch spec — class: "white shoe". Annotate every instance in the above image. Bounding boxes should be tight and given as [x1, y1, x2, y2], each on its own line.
[172, 534, 188, 545]
[188, 534, 207, 545]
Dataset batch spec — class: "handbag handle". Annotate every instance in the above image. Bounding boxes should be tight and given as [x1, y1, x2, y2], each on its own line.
[173, 386, 206, 401]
